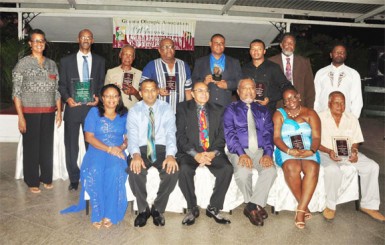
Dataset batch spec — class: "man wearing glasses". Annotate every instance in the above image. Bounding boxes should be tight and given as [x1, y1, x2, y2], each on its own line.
[176, 82, 233, 226]
[140, 38, 192, 113]
[59, 29, 105, 191]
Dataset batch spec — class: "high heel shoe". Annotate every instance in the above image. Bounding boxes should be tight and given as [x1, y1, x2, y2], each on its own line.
[295, 210, 306, 229]
[305, 209, 312, 221]
[103, 218, 112, 228]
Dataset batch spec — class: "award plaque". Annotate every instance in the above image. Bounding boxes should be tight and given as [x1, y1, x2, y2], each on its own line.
[71, 78, 94, 104]
[290, 134, 305, 150]
[166, 75, 176, 91]
[255, 82, 266, 100]
[212, 66, 222, 81]
[122, 72, 134, 100]
[332, 137, 351, 158]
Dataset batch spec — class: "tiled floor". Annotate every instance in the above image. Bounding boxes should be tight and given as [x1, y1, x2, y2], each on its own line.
[0, 117, 384, 244]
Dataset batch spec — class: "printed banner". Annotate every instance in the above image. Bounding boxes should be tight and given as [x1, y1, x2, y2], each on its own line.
[113, 17, 195, 50]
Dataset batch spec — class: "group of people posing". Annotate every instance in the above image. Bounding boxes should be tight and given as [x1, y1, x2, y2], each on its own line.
[13, 28, 384, 230]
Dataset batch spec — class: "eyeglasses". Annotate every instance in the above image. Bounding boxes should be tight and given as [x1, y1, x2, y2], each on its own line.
[160, 45, 175, 50]
[193, 89, 210, 93]
[103, 95, 120, 99]
[80, 36, 93, 41]
[30, 39, 46, 44]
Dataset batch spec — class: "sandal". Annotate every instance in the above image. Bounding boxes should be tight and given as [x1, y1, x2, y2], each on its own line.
[305, 209, 312, 221]
[43, 183, 54, 189]
[92, 221, 102, 229]
[103, 218, 113, 228]
[295, 210, 306, 229]
[29, 187, 41, 194]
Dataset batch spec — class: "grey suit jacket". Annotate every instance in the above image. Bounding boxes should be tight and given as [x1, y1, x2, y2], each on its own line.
[192, 55, 242, 106]
[59, 53, 105, 122]
[269, 54, 315, 108]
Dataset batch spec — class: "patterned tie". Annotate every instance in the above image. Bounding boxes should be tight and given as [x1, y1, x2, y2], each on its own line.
[199, 107, 209, 151]
[285, 57, 292, 82]
[82, 56, 89, 82]
[247, 104, 258, 153]
[147, 107, 157, 163]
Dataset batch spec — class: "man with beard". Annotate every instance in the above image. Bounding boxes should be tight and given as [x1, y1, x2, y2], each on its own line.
[314, 44, 363, 118]
[269, 33, 315, 109]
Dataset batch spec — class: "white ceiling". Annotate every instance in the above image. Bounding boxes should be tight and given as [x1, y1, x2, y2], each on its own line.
[1, 0, 384, 48]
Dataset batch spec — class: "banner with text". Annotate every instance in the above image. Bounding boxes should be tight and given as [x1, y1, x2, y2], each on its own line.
[113, 18, 195, 50]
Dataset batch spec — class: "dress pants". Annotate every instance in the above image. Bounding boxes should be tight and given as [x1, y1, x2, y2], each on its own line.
[128, 145, 179, 213]
[23, 112, 55, 187]
[228, 149, 277, 207]
[321, 152, 380, 210]
[178, 153, 233, 210]
[64, 120, 88, 184]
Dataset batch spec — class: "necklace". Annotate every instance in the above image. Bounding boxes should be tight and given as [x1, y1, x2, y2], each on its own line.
[286, 106, 301, 118]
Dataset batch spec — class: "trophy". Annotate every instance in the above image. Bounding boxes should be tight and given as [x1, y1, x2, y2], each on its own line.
[71, 78, 94, 104]
[123, 72, 134, 100]
[332, 137, 351, 159]
[255, 82, 266, 101]
[290, 134, 305, 150]
[166, 75, 176, 91]
[212, 66, 222, 82]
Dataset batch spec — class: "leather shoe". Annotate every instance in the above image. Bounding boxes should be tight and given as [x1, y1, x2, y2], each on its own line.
[206, 205, 231, 224]
[360, 208, 385, 223]
[134, 207, 151, 227]
[243, 207, 263, 226]
[256, 205, 268, 220]
[68, 182, 79, 191]
[151, 206, 165, 226]
[182, 206, 200, 225]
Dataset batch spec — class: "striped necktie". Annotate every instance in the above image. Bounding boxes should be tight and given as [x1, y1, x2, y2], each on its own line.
[82, 56, 89, 82]
[147, 107, 157, 163]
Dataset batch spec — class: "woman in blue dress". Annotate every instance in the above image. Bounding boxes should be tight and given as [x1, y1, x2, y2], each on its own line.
[273, 87, 321, 229]
[61, 84, 128, 229]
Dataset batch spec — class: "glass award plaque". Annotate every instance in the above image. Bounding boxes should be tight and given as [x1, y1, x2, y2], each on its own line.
[290, 134, 305, 150]
[166, 75, 176, 91]
[255, 82, 266, 100]
[332, 137, 351, 158]
[122, 72, 134, 100]
[71, 78, 94, 104]
[212, 66, 222, 81]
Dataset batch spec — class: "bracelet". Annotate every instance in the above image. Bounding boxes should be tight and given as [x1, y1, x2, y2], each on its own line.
[286, 148, 291, 155]
[107, 146, 112, 153]
[310, 148, 316, 154]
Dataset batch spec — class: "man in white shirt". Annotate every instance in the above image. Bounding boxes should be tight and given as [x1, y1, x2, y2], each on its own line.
[314, 44, 363, 118]
[318, 91, 384, 223]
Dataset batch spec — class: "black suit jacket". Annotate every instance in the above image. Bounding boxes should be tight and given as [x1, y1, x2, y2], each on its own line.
[176, 100, 226, 157]
[192, 55, 242, 106]
[59, 53, 105, 122]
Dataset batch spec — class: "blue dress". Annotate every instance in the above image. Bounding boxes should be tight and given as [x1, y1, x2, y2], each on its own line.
[274, 108, 320, 167]
[61, 107, 128, 224]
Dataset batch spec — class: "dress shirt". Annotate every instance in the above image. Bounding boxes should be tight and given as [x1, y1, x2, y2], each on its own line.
[223, 100, 274, 157]
[281, 53, 293, 82]
[319, 109, 364, 150]
[314, 64, 363, 118]
[76, 51, 92, 80]
[242, 60, 291, 111]
[127, 99, 177, 157]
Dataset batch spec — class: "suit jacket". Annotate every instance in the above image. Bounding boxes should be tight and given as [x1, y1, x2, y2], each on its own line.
[192, 55, 242, 106]
[176, 100, 226, 158]
[59, 53, 105, 122]
[269, 54, 315, 108]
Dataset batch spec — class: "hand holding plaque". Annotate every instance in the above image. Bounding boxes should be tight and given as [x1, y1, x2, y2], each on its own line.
[166, 75, 176, 91]
[332, 137, 351, 159]
[71, 78, 94, 104]
[123, 72, 134, 100]
[255, 82, 266, 101]
[290, 134, 305, 150]
[212, 66, 222, 82]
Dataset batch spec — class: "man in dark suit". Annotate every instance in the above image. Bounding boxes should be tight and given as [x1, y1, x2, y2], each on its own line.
[192, 33, 242, 106]
[58, 29, 105, 191]
[176, 82, 233, 226]
[269, 33, 315, 108]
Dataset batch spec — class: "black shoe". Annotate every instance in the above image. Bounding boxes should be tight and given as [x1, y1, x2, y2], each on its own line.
[206, 205, 231, 224]
[134, 207, 151, 227]
[256, 205, 268, 220]
[182, 206, 200, 225]
[68, 182, 79, 191]
[151, 206, 165, 226]
[243, 207, 264, 226]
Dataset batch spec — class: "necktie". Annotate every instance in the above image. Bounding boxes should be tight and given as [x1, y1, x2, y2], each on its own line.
[199, 107, 209, 151]
[147, 107, 157, 163]
[247, 104, 258, 153]
[285, 57, 292, 82]
[82, 56, 89, 82]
